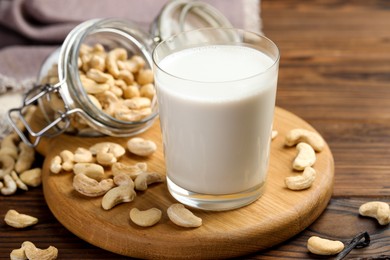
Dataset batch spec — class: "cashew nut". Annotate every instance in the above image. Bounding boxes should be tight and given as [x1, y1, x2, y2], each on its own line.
[127, 137, 157, 157]
[89, 142, 125, 166]
[134, 172, 164, 191]
[114, 79, 127, 90]
[10, 246, 26, 260]
[285, 128, 325, 152]
[59, 150, 74, 172]
[79, 43, 93, 56]
[97, 90, 122, 116]
[86, 68, 112, 83]
[87, 94, 102, 110]
[0, 154, 16, 179]
[73, 173, 114, 197]
[117, 56, 143, 73]
[131, 55, 146, 71]
[4, 209, 38, 228]
[293, 142, 316, 171]
[92, 43, 105, 53]
[108, 84, 123, 97]
[96, 150, 117, 166]
[123, 97, 151, 110]
[0, 133, 19, 159]
[1, 174, 17, 195]
[23, 241, 58, 260]
[73, 147, 94, 163]
[130, 208, 162, 227]
[89, 142, 126, 158]
[11, 170, 28, 191]
[89, 54, 106, 71]
[140, 83, 156, 100]
[49, 156, 62, 174]
[111, 162, 147, 179]
[101, 182, 136, 210]
[123, 85, 141, 99]
[285, 166, 316, 191]
[19, 168, 42, 187]
[15, 142, 35, 173]
[80, 74, 110, 94]
[115, 107, 152, 122]
[167, 203, 202, 228]
[359, 201, 390, 225]
[136, 69, 154, 85]
[307, 236, 344, 255]
[106, 48, 127, 77]
[118, 70, 134, 85]
[113, 173, 134, 187]
[73, 163, 104, 181]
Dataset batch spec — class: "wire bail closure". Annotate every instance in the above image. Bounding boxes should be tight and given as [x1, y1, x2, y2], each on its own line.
[7, 81, 78, 147]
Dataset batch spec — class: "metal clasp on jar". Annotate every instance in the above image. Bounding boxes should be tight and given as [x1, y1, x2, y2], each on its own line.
[8, 81, 80, 147]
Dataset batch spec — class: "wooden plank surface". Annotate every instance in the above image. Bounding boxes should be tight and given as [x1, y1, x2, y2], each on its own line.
[1, 0, 390, 259]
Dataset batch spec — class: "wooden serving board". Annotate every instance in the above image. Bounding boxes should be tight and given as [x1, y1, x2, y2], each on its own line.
[36, 107, 334, 259]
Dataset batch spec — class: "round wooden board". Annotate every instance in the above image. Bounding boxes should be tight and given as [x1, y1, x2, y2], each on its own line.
[38, 107, 334, 259]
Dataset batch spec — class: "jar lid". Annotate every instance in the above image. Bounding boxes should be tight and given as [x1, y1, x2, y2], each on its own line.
[151, 0, 233, 43]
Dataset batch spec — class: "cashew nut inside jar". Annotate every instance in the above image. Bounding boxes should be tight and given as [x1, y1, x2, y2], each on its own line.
[7, 1, 233, 147]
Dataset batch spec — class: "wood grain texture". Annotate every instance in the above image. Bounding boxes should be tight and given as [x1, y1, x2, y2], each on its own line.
[1, 0, 390, 258]
[262, 0, 390, 197]
[39, 107, 334, 259]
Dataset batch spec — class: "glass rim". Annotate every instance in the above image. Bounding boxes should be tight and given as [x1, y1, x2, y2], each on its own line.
[152, 27, 280, 84]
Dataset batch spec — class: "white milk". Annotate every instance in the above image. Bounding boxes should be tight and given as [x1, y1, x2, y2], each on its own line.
[155, 45, 278, 195]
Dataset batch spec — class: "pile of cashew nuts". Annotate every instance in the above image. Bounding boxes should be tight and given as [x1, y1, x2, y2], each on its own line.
[41, 43, 156, 134]
[0, 106, 42, 196]
[273, 128, 325, 191]
[49, 137, 202, 229]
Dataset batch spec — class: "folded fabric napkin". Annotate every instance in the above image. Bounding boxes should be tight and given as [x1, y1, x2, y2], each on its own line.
[0, 0, 261, 137]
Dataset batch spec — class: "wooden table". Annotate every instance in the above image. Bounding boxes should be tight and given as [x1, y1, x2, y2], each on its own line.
[1, 0, 390, 259]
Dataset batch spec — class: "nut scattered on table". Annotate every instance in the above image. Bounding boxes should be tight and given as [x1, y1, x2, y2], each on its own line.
[23, 241, 58, 260]
[307, 236, 344, 255]
[19, 168, 42, 188]
[4, 209, 38, 229]
[359, 201, 390, 225]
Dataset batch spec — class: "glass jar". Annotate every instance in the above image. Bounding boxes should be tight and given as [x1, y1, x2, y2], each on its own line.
[8, 0, 233, 147]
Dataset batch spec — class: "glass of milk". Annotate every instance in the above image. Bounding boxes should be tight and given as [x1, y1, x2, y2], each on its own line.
[153, 28, 279, 211]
